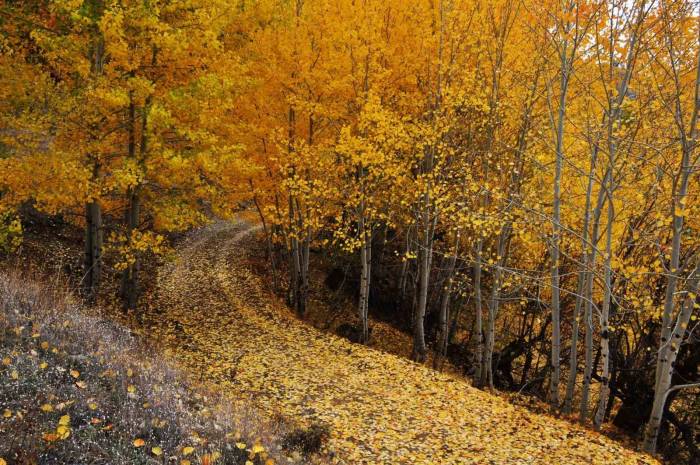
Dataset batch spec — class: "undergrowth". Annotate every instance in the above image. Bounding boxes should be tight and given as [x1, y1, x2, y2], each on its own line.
[0, 272, 316, 465]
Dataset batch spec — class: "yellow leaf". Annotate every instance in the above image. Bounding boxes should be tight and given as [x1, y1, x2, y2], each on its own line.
[40, 404, 53, 412]
[182, 446, 195, 456]
[235, 442, 246, 450]
[0, 457, 6, 465]
[39, 362, 48, 369]
[181, 461, 191, 465]
[58, 414, 70, 426]
[252, 444, 264, 454]
[40, 341, 49, 350]
[2, 409, 11, 418]
[88, 402, 98, 410]
[1, 357, 10, 366]
[10, 370, 18, 380]
[127, 384, 136, 393]
[70, 369, 80, 378]
[133, 438, 145, 447]
[76, 381, 87, 389]
[56, 424, 70, 439]
[152, 446, 163, 456]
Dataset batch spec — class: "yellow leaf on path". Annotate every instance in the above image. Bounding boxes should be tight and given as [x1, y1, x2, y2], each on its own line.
[10, 370, 18, 380]
[235, 442, 246, 450]
[58, 414, 70, 426]
[133, 438, 145, 447]
[1, 357, 10, 366]
[70, 369, 80, 378]
[0, 457, 6, 465]
[75, 381, 87, 389]
[88, 402, 98, 410]
[2, 409, 11, 418]
[40, 341, 49, 350]
[182, 446, 195, 455]
[245, 461, 253, 465]
[127, 385, 136, 393]
[39, 362, 48, 369]
[181, 461, 191, 465]
[40, 404, 53, 412]
[151, 446, 163, 456]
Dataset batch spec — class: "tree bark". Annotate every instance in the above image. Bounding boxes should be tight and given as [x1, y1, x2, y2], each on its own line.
[435, 230, 460, 369]
[358, 200, 371, 344]
[473, 239, 485, 386]
[643, 275, 699, 452]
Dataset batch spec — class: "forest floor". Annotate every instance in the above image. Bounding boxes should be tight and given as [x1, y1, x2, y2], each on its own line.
[119, 219, 659, 465]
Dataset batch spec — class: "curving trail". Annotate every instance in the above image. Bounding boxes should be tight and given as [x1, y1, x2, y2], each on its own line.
[136, 219, 658, 465]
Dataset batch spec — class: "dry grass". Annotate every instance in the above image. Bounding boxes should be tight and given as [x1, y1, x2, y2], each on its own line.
[0, 271, 315, 465]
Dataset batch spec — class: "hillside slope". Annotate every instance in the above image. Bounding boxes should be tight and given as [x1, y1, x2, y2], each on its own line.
[130, 220, 659, 465]
[0, 272, 306, 465]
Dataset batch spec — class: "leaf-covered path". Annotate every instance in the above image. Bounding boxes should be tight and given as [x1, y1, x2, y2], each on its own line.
[136, 220, 658, 465]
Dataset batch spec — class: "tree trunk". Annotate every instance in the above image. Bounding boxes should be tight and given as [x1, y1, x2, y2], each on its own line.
[473, 239, 484, 386]
[564, 133, 599, 414]
[435, 230, 459, 369]
[358, 204, 371, 344]
[593, 190, 614, 429]
[580, 170, 608, 422]
[83, 6, 104, 304]
[549, 42, 570, 409]
[643, 274, 699, 452]
[412, 207, 431, 363]
[120, 93, 138, 311]
[646, 12, 700, 448]
[120, 188, 140, 311]
[251, 180, 279, 292]
[84, 193, 102, 303]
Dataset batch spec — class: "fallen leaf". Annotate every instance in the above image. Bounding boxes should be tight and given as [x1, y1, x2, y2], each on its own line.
[56, 424, 70, 440]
